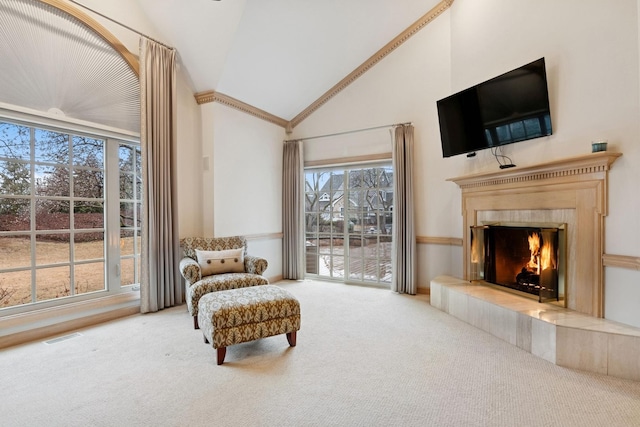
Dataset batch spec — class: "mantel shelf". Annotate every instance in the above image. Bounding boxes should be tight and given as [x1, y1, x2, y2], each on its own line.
[451, 151, 622, 318]
[447, 151, 622, 189]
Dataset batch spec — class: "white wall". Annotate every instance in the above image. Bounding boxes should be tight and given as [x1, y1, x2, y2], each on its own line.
[77, 0, 205, 239]
[77, 0, 283, 275]
[175, 72, 203, 238]
[293, 11, 455, 288]
[83, 0, 640, 327]
[201, 103, 285, 280]
[449, 0, 640, 327]
[292, 1, 640, 328]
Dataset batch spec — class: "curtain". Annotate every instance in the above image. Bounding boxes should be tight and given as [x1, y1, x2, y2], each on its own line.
[139, 37, 181, 313]
[282, 140, 304, 279]
[391, 124, 416, 294]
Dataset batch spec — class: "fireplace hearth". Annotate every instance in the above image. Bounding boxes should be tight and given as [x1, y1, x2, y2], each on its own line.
[449, 152, 622, 317]
[470, 223, 565, 303]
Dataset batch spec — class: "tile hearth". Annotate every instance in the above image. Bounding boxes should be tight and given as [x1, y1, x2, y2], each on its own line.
[431, 276, 640, 382]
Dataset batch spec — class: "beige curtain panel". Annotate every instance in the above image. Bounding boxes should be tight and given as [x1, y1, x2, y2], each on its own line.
[139, 37, 181, 313]
[282, 140, 304, 279]
[391, 124, 417, 294]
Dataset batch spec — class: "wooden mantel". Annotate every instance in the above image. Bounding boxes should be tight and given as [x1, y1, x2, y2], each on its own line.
[448, 151, 622, 189]
[448, 151, 622, 318]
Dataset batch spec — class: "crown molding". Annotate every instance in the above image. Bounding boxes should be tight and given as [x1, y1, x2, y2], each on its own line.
[289, 0, 454, 129]
[195, 90, 289, 128]
[43, 0, 139, 76]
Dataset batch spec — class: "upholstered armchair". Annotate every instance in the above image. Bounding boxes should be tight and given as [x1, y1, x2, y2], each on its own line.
[179, 236, 269, 329]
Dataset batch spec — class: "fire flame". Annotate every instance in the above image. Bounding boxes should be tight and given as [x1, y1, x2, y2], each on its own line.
[527, 232, 554, 274]
[527, 233, 540, 273]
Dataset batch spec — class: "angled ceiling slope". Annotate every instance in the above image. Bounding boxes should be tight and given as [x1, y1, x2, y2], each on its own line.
[195, 0, 454, 131]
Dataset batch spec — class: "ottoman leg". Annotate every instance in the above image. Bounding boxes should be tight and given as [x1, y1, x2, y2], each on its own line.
[193, 316, 199, 329]
[286, 331, 297, 347]
[203, 335, 209, 344]
[217, 347, 226, 365]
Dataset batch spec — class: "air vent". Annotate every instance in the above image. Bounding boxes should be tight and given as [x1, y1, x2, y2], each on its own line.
[43, 332, 83, 345]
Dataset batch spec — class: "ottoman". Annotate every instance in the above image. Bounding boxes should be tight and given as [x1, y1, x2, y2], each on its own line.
[197, 285, 301, 365]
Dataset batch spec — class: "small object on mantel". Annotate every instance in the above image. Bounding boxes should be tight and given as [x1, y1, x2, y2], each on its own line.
[592, 141, 608, 152]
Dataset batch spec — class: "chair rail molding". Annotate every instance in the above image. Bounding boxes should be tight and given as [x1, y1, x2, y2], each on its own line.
[417, 236, 463, 246]
[602, 254, 640, 270]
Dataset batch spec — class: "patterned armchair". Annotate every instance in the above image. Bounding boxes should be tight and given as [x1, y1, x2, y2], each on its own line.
[179, 236, 269, 329]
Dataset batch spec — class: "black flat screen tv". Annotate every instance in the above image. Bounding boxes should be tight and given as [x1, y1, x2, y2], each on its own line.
[437, 58, 552, 158]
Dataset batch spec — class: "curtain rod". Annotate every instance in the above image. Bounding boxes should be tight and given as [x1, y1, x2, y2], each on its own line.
[67, 0, 174, 50]
[284, 122, 412, 143]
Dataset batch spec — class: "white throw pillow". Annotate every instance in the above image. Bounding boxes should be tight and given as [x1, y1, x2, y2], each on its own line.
[196, 248, 245, 276]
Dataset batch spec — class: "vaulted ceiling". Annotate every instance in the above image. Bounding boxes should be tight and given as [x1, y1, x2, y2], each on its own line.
[135, 0, 445, 124]
[0, 0, 448, 132]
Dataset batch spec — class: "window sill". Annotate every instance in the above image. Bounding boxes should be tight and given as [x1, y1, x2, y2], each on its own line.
[0, 291, 140, 349]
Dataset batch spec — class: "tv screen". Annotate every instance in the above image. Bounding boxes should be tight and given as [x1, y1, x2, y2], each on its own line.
[437, 58, 552, 158]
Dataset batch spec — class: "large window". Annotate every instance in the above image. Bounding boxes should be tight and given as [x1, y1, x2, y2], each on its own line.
[305, 164, 393, 285]
[0, 120, 140, 311]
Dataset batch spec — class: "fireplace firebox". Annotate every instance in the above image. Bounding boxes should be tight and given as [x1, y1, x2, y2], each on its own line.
[470, 223, 566, 303]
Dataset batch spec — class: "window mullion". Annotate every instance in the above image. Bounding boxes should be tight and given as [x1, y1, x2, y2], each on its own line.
[343, 169, 350, 280]
[105, 139, 120, 292]
[29, 127, 36, 303]
[68, 134, 76, 295]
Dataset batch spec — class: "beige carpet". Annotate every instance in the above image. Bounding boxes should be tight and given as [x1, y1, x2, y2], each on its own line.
[2, 280, 640, 427]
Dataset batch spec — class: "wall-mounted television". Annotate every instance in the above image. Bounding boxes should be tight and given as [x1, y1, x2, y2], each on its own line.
[437, 58, 552, 158]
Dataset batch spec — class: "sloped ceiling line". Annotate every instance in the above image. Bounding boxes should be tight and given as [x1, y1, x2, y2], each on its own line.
[195, 0, 454, 132]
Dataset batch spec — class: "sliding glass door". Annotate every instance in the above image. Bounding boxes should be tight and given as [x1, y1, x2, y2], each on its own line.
[304, 164, 393, 285]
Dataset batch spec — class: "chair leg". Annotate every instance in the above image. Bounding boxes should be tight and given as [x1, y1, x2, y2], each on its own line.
[203, 335, 209, 344]
[217, 347, 226, 365]
[286, 331, 297, 347]
[193, 316, 199, 329]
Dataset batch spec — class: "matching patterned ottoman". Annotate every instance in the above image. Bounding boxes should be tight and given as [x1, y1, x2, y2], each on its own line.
[197, 285, 301, 365]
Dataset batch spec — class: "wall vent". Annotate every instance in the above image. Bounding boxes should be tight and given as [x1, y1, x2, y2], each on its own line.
[43, 332, 83, 345]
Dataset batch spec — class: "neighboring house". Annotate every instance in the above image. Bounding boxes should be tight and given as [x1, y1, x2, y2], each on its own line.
[311, 171, 393, 233]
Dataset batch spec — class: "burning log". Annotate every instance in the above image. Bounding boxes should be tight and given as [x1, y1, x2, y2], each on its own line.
[516, 267, 539, 288]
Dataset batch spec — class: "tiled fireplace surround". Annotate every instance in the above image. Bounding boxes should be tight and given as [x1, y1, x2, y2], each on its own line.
[431, 152, 640, 381]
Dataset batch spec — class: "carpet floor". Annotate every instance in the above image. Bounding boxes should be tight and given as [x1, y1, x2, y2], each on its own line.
[2, 279, 640, 426]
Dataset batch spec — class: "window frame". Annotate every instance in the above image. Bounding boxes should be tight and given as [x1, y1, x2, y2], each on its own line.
[304, 161, 393, 287]
[0, 107, 141, 317]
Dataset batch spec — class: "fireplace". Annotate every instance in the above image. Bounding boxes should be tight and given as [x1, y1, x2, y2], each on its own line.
[448, 152, 622, 317]
[437, 153, 640, 382]
[470, 223, 565, 303]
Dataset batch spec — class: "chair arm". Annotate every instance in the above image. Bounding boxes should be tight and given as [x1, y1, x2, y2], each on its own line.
[179, 257, 201, 284]
[245, 255, 268, 275]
